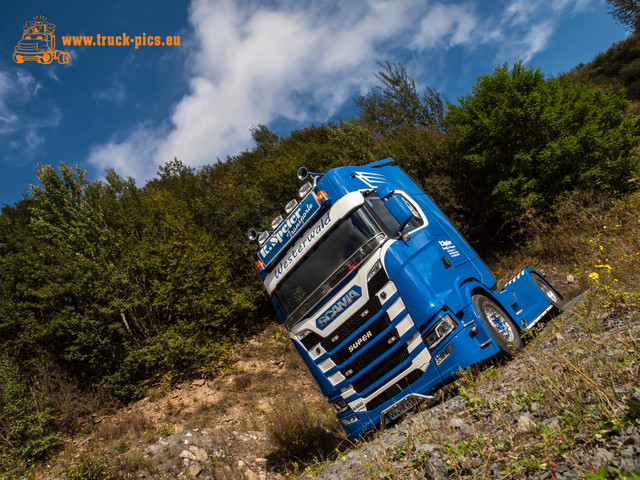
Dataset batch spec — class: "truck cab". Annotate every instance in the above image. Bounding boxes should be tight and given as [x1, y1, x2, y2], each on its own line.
[250, 158, 561, 439]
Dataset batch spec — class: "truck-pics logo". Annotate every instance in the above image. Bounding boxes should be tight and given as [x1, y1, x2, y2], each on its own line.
[316, 286, 362, 329]
[13, 16, 70, 65]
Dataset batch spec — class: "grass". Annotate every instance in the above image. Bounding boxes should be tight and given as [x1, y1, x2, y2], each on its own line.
[7, 190, 638, 480]
[285, 191, 640, 479]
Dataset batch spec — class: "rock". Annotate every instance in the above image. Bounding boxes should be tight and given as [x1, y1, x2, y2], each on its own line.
[180, 450, 197, 460]
[193, 379, 205, 386]
[627, 389, 640, 418]
[424, 453, 447, 480]
[188, 464, 203, 477]
[517, 414, 536, 432]
[254, 457, 268, 465]
[593, 448, 614, 466]
[245, 470, 259, 480]
[567, 274, 574, 283]
[450, 417, 473, 433]
[194, 448, 208, 462]
[179, 449, 197, 460]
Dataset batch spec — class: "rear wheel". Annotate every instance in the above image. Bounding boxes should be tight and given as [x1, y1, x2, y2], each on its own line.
[530, 272, 563, 309]
[473, 295, 523, 356]
[38, 52, 53, 64]
[56, 51, 71, 64]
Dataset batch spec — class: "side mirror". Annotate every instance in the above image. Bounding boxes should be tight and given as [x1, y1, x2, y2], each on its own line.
[384, 195, 413, 238]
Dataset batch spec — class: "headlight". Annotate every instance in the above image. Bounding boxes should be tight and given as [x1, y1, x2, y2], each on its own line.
[295, 329, 312, 340]
[367, 260, 383, 282]
[330, 397, 349, 414]
[423, 314, 457, 350]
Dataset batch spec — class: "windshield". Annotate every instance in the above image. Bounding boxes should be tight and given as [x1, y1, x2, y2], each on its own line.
[274, 207, 385, 329]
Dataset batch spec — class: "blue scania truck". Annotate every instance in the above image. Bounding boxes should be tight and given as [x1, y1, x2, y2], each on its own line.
[248, 158, 562, 439]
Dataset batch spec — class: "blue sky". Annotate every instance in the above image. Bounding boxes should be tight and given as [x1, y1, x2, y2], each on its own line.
[0, 0, 629, 207]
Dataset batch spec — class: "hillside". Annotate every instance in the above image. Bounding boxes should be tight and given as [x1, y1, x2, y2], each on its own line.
[27, 190, 640, 480]
[565, 32, 640, 107]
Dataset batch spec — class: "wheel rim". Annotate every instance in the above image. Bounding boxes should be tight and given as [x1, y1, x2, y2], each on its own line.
[538, 282, 559, 304]
[484, 305, 514, 342]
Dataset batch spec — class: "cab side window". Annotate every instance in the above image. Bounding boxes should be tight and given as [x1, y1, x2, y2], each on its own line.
[365, 193, 423, 235]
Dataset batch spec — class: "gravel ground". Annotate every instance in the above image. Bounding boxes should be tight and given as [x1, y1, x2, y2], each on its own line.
[314, 293, 640, 480]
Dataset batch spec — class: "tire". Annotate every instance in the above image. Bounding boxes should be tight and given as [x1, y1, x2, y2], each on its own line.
[38, 52, 53, 64]
[530, 272, 563, 309]
[473, 294, 523, 355]
[57, 52, 70, 64]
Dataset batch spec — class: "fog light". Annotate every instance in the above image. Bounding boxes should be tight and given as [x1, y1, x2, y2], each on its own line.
[271, 215, 284, 229]
[330, 397, 349, 414]
[434, 344, 453, 366]
[341, 415, 359, 426]
[285, 199, 298, 214]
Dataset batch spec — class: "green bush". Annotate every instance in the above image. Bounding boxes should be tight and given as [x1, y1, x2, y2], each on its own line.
[0, 355, 63, 460]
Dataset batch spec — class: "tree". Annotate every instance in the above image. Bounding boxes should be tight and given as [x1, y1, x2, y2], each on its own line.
[448, 62, 640, 221]
[355, 62, 446, 135]
[606, 0, 640, 32]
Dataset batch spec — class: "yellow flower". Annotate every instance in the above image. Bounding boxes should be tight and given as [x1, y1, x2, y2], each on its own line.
[342, 456, 346, 461]
[594, 264, 611, 272]
[599, 245, 604, 251]
[589, 272, 599, 280]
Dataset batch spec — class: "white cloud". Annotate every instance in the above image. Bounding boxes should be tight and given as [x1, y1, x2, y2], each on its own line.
[412, 3, 479, 50]
[0, 68, 62, 160]
[86, 0, 596, 180]
[89, 0, 424, 177]
[519, 21, 554, 63]
[88, 123, 166, 180]
[95, 79, 126, 106]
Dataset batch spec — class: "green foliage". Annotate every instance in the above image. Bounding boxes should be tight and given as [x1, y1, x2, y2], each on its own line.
[567, 33, 640, 104]
[587, 465, 640, 480]
[0, 355, 62, 460]
[606, 0, 640, 33]
[449, 62, 640, 222]
[63, 456, 118, 480]
[355, 61, 447, 136]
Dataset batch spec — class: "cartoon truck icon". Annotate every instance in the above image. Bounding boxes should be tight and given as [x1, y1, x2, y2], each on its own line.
[13, 18, 70, 65]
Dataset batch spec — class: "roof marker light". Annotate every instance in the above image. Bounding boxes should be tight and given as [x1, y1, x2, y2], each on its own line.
[255, 260, 265, 270]
[285, 199, 298, 214]
[298, 182, 312, 198]
[257, 231, 270, 246]
[271, 215, 284, 229]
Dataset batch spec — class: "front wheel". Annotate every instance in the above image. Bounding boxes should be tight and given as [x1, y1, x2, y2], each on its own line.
[530, 272, 563, 309]
[473, 295, 523, 356]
